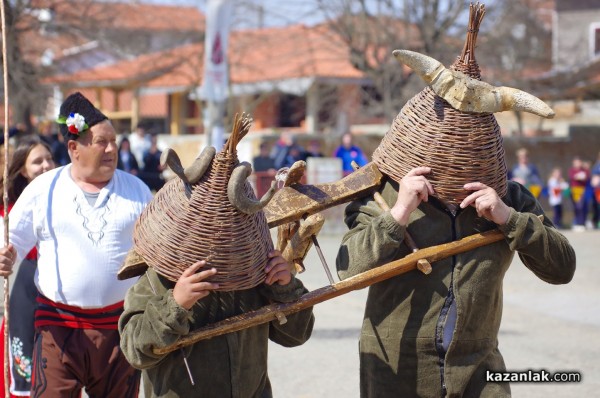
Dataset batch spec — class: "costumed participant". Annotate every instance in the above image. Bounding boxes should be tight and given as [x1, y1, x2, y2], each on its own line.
[0, 92, 152, 398]
[335, 4, 575, 398]
[0, 137, 55, 398]
[118, 115, 315, 398]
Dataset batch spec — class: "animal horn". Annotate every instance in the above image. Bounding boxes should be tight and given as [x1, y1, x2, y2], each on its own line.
[183, 146, 216, 184]
[160, 148, 188, 183]
[496, 87, 555, 118]
[392, 49, 445, 84]
[228, 162, 276, 214]
[393, 49, 555, 118]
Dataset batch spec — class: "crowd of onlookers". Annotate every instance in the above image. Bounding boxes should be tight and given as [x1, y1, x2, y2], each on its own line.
[253, 131, 368, 174]
[255, 137, 600, 231]
[3, 121, 166, 193]
[509, 148, 600, 231]
[115, 122, 165, 192]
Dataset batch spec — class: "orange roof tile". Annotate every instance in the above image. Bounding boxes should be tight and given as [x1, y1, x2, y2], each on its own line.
[47, 23, 368, 91]
[230, 24, 365, 83]
[30, 0, 205, 32]
[47, 44, 199, 88]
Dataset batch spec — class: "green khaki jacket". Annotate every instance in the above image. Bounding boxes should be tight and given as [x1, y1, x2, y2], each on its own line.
[336, 179, 575, 398]
[119, 269, 315, 398]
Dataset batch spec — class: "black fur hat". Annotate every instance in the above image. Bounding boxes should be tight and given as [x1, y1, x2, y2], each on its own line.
[57, 92, 108, 140]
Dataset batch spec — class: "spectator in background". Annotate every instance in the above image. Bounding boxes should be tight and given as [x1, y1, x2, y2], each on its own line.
[591, 151, 600, 229]
[568, 156, 590, 231]
[140, 134, 165, 192]
[271, 132, 305, 169]
[583, 160, 598, 230]
[270, 131, 292, 170]
[253, 142, 276, 172]
[129, 121, 151, 168]
[547, 167, 569, 229]
[305, 140, 324, 159]
[510, 148, 542, 197]
[283, 143, 306, 168]
[334, 132, 368, 175]
[253, 142, 277, 199]
[117, 136, 140, 176]
[0, 136, 55, 397]
[38, 121, 69, 166]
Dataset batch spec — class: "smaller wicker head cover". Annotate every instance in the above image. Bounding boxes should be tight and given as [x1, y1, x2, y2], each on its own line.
[133, 114, 277, 291]
[372, 3, 554, 204]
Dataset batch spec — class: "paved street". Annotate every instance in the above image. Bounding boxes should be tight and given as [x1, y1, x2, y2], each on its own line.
[268, 228, 600, 398]
[2, 227, 598, 397]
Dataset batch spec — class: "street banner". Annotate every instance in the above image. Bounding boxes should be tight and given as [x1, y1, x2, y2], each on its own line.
[201, 0, 234, 102]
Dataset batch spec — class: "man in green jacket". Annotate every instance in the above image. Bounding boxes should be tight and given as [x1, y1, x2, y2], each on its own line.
[119, 250, 315, 398]
[336, 167, 576, 397]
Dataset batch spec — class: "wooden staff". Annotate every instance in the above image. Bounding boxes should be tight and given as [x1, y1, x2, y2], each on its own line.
[1, 0, 10, 394]
[153, 226, 507, 355]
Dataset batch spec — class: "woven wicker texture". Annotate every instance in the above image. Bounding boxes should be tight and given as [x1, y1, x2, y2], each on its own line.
[133, 115, 273, 290]
[372, 3, 507, 204]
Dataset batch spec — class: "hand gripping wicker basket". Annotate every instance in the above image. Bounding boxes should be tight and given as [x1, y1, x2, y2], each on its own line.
[132, 114, 276, 291]
[372, 3, 554, 205]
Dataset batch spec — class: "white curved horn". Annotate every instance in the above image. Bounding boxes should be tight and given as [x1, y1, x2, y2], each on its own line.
[392, 49, 445, 84]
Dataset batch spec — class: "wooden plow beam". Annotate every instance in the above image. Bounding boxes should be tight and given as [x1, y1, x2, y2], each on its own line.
[265, 162, 383, 228]
[153, 226, 506, 355]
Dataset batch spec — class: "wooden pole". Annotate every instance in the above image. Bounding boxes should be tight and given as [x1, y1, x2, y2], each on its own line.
[0, 0, 10, 393]
[153, 227, 506, 355]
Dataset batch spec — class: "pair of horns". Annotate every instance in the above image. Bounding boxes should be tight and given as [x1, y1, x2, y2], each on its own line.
[160, 146, 216, 184]
[162, 148, 276, 215]
[393, 49, 554, 118]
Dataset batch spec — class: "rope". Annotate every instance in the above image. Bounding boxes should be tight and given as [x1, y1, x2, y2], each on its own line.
[0, 0, 11, 394]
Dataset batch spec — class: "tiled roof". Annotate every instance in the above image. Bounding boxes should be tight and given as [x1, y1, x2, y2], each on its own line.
[230, 24, 365, 83]
[20, 1, 204, 66]
[29, 0, 205, 31]
[48, 23, 368, 90]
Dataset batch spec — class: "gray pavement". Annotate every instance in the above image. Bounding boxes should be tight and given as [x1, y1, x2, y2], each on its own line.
[267, 228, 600, 398]
[3, 227, 599, 397]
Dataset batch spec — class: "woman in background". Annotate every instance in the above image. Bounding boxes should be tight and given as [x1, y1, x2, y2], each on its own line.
[0, 136, 56, 397]
[117, 136, 139, 175]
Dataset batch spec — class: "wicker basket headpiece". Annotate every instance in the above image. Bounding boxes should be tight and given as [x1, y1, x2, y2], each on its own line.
[133, 114, 276, 291]
[372, 3, 554, 204]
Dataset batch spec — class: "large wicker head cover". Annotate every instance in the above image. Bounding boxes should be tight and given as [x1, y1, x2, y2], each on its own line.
[372, 3, 554, 204]
[133, 114, 277, 291]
